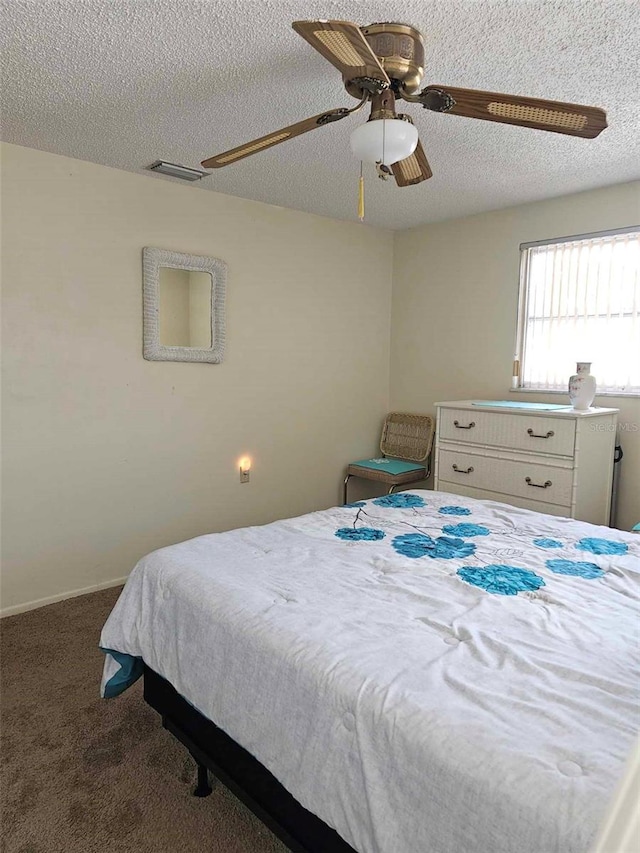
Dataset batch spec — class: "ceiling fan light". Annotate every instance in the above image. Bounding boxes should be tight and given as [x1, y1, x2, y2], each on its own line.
[349, 118, 418, 166]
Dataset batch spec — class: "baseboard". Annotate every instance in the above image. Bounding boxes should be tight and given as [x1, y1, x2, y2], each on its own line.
[0, 576, 129, 618]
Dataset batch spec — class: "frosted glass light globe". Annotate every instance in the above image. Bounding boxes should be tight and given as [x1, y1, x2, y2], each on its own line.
[350, 118, 419, 166]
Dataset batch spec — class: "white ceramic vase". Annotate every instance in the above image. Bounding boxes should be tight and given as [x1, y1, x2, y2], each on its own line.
[568, 362, 597, 410]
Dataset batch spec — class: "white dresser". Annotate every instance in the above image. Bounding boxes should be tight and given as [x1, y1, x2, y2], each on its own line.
[434, 401, 619, 525]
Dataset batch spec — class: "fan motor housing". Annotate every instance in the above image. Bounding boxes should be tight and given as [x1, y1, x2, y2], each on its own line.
[345, 22, 425, 98]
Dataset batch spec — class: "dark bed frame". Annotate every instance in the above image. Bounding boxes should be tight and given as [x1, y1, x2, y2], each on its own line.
[143, 665, 357, 853]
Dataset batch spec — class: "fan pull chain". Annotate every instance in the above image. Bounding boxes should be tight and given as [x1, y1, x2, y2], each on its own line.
[358, 161, 365, 222]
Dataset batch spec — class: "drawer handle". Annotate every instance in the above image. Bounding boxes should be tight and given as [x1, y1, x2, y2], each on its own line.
[527, 428, 555, 439]
[525, 477, 552, 489]
[453, 464, 474, 474]
[453, 420, 475, 430]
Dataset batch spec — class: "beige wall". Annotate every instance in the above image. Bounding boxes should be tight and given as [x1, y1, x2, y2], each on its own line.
[0, 142, 393, 614]
[391, 181, 640, 533]
[2, 143, 638, 616]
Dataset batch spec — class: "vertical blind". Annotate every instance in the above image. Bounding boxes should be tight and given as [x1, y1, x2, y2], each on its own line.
[518, 228, 640, 393]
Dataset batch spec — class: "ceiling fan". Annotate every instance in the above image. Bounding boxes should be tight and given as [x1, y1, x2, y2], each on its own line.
[201, 20, 607, 188]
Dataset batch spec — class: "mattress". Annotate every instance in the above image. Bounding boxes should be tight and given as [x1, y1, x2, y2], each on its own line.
[100, 490, 640, 853]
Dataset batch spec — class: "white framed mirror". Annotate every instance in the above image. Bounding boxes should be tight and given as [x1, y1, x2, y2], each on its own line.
[142, 247, 227, 363]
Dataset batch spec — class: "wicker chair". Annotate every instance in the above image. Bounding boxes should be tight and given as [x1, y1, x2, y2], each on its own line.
[343, 412, 435, 505]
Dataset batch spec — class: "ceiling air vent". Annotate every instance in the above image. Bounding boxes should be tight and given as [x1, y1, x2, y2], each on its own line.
[146, 161, 208, 181]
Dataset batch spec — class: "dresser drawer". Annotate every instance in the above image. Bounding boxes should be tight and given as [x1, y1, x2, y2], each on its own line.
[438, 408, 576, 456]
[436, 482, 571, 518]
[438, 449, 574, 506]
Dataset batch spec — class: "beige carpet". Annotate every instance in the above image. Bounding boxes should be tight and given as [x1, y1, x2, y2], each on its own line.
[0, 587, 289, 853]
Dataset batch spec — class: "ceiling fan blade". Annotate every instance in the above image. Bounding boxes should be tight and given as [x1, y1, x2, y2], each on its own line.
[392, 138, 433, 186]
[292, 20, 390, 91]
[201, 106, 354, 168]
[423, 85, 607, 138]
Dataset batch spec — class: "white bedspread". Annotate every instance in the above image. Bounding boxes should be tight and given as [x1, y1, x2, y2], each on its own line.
[100, 491, 640, 853]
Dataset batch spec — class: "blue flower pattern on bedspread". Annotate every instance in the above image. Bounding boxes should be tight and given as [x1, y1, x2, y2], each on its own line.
[335, 527, 386, 542]
[576, 538, 628, 556]
[442, 523, 490, 538]
[392, 533, 476, 560]
[373, 493, 426, 509]
[335, 495, 633, 594]
[533, 538, 563, 549]
[546, 559, 605, 579]
[438, 506, 472, 516]
[457, 565, 545, 596]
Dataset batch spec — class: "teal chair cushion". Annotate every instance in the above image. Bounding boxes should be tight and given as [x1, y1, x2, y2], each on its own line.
[350, 458, 425, 475]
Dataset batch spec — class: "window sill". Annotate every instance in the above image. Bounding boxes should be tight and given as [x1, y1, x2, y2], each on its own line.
[510, 387, 640, 399]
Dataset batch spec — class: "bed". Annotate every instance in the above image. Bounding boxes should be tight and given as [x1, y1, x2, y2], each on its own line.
[100, 490, 640, 853]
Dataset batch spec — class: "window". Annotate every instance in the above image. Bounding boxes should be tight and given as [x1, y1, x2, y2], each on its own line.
[515, 226, 640, 395]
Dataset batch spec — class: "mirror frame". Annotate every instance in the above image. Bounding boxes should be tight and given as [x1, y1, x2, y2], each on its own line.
[143, 247, 227, 363]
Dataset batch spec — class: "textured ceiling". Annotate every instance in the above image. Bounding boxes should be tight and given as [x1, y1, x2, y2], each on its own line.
[1, 0, 639, 229]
